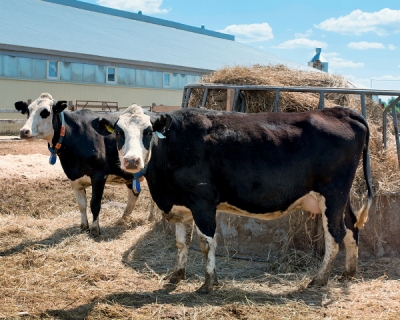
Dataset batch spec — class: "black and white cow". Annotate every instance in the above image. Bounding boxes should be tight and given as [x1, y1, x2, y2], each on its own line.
[14, 93, 149, 237]
[94, 104, 373, 293]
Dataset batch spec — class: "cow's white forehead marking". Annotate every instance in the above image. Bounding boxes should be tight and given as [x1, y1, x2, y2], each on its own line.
[29, 93, 54, 111]
[118, 104, 151, 131]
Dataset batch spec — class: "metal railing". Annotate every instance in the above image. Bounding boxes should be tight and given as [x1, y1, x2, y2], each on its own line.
[182, 83, 400, 167]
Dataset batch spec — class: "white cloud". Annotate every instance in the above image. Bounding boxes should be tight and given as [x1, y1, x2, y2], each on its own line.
[217, 23, 273, 43]
[315, 8, 400, 36]
[329, 57, 364, 68]
[274, 38, 327, 49]
[330, 58, 364, 68]
[389, 44, 396, 50]
[320, 52, 363, 69]
[348, 41, 385, 50]
[294, 29, 313, 38]
[97, 0, 169, 14]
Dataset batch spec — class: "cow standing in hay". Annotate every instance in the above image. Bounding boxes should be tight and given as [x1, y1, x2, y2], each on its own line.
[14, 93, 150, 237]
[94, 105, 373, 293]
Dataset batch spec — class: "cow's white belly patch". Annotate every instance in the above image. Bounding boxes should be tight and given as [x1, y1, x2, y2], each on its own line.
[106, 174, 129, 184]
[165, 191, 325, 223]
[217, 191, 325, 221]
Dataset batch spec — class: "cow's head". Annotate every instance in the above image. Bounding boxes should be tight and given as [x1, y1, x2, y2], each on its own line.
[93, 104, 170, 173]
[15, 93, 67, 142]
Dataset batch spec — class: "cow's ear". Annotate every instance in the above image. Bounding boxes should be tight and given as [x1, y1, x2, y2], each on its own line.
[146, 112, 159, 126]
[153, 114, 172, 136]
[91, 117, 115, 136]
[14, 101, 29, 115]
[53, 100, 68, 113]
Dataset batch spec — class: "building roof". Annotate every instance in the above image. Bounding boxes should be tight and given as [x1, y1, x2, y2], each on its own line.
[1, 0, 315, 73]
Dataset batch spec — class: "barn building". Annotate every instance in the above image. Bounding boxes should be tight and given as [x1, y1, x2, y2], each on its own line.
[1, 0, 314, 120]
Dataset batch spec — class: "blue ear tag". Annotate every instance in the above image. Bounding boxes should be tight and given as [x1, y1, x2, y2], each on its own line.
[155, 131, 166, 139]
[49, 154, 57, 165]
[133, 178, 141, 193]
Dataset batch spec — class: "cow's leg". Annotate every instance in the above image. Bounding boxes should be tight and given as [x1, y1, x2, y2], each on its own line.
[120, 185, 139, 220]
[196, 228, 218, 293]
[190, 201, 218, 293]
[342, 199, 359, 279]
[89, 174, 107, 237]
[70, 179, 89, 232]
[148, 199, 157, 221]
[164, 206, 194, 284]
[309, 196, 346, 286]
[169, 218, 194, 284]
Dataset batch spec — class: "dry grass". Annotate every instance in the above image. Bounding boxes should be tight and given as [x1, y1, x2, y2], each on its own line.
[2, 66, 400, 319]
[188, 65, 400, 203]
[1, 175, 400, 319]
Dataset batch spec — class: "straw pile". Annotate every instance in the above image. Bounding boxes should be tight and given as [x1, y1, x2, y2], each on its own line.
[188, 64, 400, 202]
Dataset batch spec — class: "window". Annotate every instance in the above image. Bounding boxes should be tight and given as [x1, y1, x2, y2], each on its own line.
[106, 66, 116, 84]
[19, 58, 32, 78]
[32, 59, 46, 79]
[163, 72, 172, 87]
[47, 60, 59, 79]
[4, 56, 18, 77]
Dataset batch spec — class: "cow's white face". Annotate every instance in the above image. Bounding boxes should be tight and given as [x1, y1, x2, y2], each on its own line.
[19, 93, 54, 142]
[115, 105, 153, 173]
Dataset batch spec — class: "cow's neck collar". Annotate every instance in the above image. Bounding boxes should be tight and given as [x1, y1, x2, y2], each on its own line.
[48, 111, 66, 165]
[131, 131, 165, 193]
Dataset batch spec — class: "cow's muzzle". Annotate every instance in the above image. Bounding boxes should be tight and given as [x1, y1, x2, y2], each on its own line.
[19, 129, 32, 139]
[123, 157, 141, 170]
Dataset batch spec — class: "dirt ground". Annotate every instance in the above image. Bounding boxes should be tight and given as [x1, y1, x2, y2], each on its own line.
[1, 139, 400, 319]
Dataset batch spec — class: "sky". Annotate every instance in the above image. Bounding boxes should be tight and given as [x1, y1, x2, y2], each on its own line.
[80, 0, 400, 101]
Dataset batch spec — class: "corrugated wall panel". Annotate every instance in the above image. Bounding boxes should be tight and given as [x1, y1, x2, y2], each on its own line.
[0, 79, 183, 118]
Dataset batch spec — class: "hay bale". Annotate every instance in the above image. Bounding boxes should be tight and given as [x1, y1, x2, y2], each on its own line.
[188, 64, 400, 201]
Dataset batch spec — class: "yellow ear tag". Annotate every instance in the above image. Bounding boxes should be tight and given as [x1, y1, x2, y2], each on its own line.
[105, 124, 115, 133]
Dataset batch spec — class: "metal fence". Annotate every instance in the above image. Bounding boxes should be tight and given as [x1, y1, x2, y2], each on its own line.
[0, 119, 25, 135]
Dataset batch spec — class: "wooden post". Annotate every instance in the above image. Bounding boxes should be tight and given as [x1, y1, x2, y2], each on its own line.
[226, 89, 235, 111]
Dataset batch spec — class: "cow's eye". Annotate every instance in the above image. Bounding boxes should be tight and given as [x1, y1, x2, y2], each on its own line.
[143, 127, 152, 136]
[40, 109, 50, 119]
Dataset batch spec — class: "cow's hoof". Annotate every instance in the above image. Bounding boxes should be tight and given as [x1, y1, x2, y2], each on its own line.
[116, 215, 131, 226]
[80, 223, 89, 232]
[169, 269, 186, 284]
[195, 283, 214, 294]
[308, 277, 328, 287]
[213, 274, 219, 286]
[339, 271, 356, 282]
[90, 227, 101, 238]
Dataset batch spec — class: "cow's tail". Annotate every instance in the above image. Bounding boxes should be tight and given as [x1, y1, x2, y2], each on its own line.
[354, 121, 373, 230]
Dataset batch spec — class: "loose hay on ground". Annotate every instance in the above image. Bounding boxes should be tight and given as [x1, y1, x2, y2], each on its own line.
[2, 64, 400, 318]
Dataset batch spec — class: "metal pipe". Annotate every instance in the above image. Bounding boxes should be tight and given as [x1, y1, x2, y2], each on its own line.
[318, 91, 324, 110]
[274, 90, 280, 112]
[185, 83, 400, 97]
[181, 88, 188, 108]
[232, 89, 240, 112]
[239, 91, 246, 112]
[382, 96, 400, 149]
[360, 93, 366, 119]
[391, 103, 400, 167]
[183, 88, 191, 109]
[201, 88, 208, 107]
